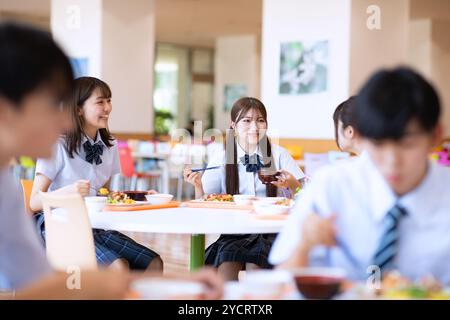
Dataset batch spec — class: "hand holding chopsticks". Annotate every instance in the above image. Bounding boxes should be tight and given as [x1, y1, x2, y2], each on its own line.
[190, 166, 221, 172]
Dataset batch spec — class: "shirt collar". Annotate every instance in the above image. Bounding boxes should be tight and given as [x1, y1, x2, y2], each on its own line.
[81, 131, 105, 146]
[362, 152, 397, 222]
[364, 152, 439, 222]
[397, 161, 440, 219]
[236, 142, 263, 164]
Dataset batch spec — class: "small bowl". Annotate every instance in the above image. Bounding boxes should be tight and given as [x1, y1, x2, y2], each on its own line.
[123, 191, 148, 201]
[84, 196, 107, 212]
[233, 194, 256, 205]
[252, 200, 290, 215]
[258, 169, 281, 185]
[291, 267, 346, 299]
[224, 270, 292, 299]
[145, 193, 174, 205]
[132, 279, 206, 300]
[257, 197, 286, 204]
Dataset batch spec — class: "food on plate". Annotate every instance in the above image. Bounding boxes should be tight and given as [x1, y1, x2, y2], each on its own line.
[379, 271, 450, 300]
[107, 191, 136, 205]
[123, 190, 148, 201]
[204, 194, 234, 202]
[98, 187, 110, 196]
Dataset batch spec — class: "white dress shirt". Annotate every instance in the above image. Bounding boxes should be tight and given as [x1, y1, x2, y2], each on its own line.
[36, 134, 121, 196]
[0, 168, 52, 290]
[201, 143, 304, 197]
[269, 152, 450, 283]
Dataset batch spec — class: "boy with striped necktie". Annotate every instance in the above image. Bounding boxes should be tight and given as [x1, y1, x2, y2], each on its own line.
[269, 67, 450, 283]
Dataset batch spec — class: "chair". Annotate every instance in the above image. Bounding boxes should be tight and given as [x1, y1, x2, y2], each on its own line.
[40, 191, 97, 271]
[328, 151, 350, 164]
[283, 144, 304, 160]
[20, 179, 34, 215]
[303, 153, 330, 177]
[168, 143, 188, 201]
[118, 142, 162, 191]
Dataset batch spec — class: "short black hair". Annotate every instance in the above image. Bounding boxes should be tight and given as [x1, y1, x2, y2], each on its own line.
[355, 67, 440, 140]
[333, 96, 357, 146]
[0, 22, 73, 106]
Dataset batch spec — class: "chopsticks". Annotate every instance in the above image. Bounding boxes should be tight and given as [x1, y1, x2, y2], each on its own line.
[191, 166, 221, 172]
[335, 236, 362, 270]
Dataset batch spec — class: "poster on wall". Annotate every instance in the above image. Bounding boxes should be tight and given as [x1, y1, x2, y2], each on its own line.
[223, 84, 247, 111]
[279, 40, 328, 95]
[69, 57, 89, 78]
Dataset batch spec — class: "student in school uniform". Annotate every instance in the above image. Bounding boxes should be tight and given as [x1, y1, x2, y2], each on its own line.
[269, 67, 450, 283]
[0, 22, 222, 299]
[0, 22, 133, 297]
[184, 97, 305, 281]
[30, 76, 163, 272]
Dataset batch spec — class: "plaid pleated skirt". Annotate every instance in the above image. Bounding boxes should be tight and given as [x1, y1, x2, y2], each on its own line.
[205, 233, 276, 269]
[34, 212, 159, 270]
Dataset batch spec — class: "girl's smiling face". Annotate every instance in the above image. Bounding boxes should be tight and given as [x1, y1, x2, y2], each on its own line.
[79, 88, 112, 131]
[233, 108, 267, 147]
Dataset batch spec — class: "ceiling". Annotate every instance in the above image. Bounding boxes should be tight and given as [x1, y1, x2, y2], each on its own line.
[0, 0, 262, 48]
[155, 0, 262, 48]
[0, 0, 50, 17]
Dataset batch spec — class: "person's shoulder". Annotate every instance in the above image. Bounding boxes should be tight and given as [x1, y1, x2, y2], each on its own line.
[208, 146, 225, 162]
[313, 154, 367, 188]
[40, 136, 67, 160]
[432, 162, 450, 185]
[107, 137, 118, 149]
[271, 144, 287, 153]
[270, 144, 291, 159]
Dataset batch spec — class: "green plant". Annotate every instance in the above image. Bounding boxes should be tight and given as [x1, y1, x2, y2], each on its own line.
[154, 109, 174, 136]
[207, 104, 215, 130]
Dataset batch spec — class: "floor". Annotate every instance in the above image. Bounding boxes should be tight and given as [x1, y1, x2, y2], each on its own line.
[126, 232, 220, 275]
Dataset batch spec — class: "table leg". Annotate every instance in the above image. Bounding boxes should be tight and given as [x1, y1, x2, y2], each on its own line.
[190, 234, 205, 271]
[160, 159, 169, 194]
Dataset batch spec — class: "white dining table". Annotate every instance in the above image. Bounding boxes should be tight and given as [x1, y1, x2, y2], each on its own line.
[88, 206, 286, 270]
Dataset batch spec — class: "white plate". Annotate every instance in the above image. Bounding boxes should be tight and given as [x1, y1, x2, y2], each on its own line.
[233, 195, 257, 205]
[105, 201, 149, 207]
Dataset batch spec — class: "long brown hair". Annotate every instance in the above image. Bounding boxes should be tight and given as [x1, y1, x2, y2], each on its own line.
[64, 77, 114, 157]
[225, 97, 277, 196]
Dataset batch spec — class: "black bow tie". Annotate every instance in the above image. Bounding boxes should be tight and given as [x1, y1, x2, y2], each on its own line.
[83, 140, 104, 165]
[240, 154, 263, 173]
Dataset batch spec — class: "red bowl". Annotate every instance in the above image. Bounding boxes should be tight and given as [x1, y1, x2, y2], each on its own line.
[291, 268, 346, 300]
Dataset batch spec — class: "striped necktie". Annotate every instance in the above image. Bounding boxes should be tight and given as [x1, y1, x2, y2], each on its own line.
[372, 204, 408, 274]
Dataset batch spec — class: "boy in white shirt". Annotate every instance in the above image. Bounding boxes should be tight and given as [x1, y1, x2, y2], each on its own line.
[0, 22, 222, 299]
[270, 67, 450, 283]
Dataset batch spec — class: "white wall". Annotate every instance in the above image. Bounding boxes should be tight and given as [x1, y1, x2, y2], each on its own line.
[51, 0, 102, 77]
[430, 20, 450, 137]
[51, 0, 155, 134]
[261, 0, 351, 139]
[408, 19, 432, 78]
[214, 35, 259, 131]
[101, 0, 155, 134]
[349, 0, 410, 94]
